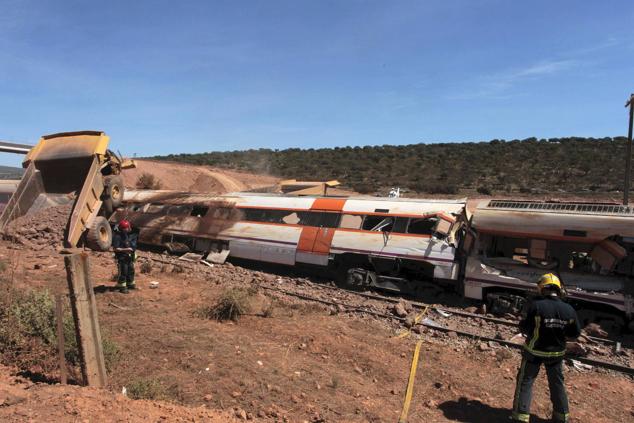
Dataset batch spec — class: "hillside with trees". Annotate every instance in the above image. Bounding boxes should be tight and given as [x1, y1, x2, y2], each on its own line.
[152, 137, 630, 196]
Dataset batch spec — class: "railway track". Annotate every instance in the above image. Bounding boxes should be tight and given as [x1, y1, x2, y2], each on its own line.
[140, 252, 634, 377]
[258, 279, 634, 377]
[308, 282, 616, 344]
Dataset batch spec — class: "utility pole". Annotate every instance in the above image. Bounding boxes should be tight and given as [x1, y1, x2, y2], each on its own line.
[624, 94, 634, 205]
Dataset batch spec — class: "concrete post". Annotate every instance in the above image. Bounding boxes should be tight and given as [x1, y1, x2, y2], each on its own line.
[64, 252, 107, 387]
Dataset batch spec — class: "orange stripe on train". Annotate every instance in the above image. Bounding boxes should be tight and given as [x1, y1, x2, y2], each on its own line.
[311, 198, 346, 211]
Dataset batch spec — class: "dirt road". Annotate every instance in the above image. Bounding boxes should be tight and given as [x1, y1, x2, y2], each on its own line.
[122, 159, 279, 193]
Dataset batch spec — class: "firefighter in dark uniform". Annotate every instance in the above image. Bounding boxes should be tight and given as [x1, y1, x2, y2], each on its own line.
[112, 219, 138, 293]
[512, 273, 581, 423]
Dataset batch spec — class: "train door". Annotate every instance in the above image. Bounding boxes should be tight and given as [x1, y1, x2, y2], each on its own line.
[296, 199, 345, 266]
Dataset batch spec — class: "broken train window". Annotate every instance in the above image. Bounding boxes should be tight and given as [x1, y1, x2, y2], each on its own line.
[339, 214, 362, 229]
[407, 217, 438, 235]
[362, 215, 393, 232]
[190, 205, 209, 217]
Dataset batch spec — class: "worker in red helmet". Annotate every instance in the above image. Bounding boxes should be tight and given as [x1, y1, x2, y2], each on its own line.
[112, 219, 138, 293]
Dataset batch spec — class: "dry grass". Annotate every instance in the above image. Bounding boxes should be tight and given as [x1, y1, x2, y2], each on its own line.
[136, 173, 162, 190]
[196, 287, 256, 322]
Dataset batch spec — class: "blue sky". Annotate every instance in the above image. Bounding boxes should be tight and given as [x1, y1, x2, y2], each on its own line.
[0, 0, 633, 166]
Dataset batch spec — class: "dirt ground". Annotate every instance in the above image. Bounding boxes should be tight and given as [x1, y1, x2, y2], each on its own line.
[0, 363, 244, 423]
[123, 160, 280, 193]
[0, 242, 632, 423]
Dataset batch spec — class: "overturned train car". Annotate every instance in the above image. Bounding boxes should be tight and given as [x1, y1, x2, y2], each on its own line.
[115, 191, 634, 331]
[115, 190, 467, 289]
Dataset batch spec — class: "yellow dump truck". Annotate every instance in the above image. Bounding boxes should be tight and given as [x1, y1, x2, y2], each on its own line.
[0, 131, 134, 250]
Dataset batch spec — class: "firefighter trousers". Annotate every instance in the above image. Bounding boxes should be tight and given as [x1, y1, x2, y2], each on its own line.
[512, 351, 569, 422]
[116, 254, 135, 287]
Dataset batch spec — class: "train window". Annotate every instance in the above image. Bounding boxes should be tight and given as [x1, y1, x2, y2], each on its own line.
[262, 210, 291, 223]
[297, 211, 318, 226]
[145, 204, 166, 213]
[243, 208, 267, 221]
[211, 208, 227, 218]
[166, 205, 192, 216]
[408, 217, 438, 235]
[240, 209, 339, 227]
[339, 214, 362, 229]
[362, 215, 393, 232]
[318, 212, 341, 228]
[392, 217, 409, 233]
[190, 206, 208, 217]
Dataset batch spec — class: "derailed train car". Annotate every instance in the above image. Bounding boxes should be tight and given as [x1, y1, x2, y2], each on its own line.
[114, 191, 634, 331]
[464, 200, 634, 332]
[114, 190, 468, 291]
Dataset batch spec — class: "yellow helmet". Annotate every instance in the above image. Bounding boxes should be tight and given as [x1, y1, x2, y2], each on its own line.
[538, 273, 562, 292]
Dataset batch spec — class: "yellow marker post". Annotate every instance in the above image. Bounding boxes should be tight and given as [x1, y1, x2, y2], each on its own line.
[398, 340, 423, 423]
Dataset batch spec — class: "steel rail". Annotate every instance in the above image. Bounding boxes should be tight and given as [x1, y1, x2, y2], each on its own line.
[304, 281, 617, 346]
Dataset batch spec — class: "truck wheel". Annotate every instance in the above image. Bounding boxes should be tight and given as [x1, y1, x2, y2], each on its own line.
[104, 175, 125, 208]
[86, 216, 112, 251]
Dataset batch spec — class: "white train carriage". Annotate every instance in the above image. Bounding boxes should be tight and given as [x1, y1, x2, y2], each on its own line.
[117, 190, 467, 287]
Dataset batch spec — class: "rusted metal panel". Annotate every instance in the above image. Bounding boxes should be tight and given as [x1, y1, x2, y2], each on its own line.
[67, 157, 104, 247]
[25, 132, 109, 165]
[0, 162, 42, 230]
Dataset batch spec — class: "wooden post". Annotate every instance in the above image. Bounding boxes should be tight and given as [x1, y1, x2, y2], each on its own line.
[55, 294, 67, 385]
[64, 252, 107, 387]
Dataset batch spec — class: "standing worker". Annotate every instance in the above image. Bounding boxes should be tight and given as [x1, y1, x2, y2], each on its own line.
[511, 273, 581, 423]
[112, 219, 138, 293]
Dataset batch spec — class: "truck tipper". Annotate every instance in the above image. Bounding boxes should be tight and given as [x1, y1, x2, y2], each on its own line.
[0, 131, 134, 250]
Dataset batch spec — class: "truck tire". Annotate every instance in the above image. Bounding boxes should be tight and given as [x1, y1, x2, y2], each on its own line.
[85, 216, 113, 251]
[104, 175, 125, 208]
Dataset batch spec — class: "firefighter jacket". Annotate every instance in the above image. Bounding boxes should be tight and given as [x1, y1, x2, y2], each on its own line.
[112, 229, 139, 258]
[519, 295, 581, 358]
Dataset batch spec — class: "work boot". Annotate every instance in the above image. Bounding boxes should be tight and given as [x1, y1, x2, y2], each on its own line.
[127, 282, 136, 290]
[119, 287, 129, 294]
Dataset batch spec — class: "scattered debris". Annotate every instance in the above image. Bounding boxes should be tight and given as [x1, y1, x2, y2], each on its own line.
[508, 333, 526, 344]
[421, 317, 445, 329]
[205, 249, 230, 264]
[566, 342, 588, 356]
[392, 302, 408, 318]
[571, 360, 594, 371]
[178, 252, 204, 262]
[478, 342, 490, 351]
[584, 323, 608, 338]
[434, 308, 452, 318]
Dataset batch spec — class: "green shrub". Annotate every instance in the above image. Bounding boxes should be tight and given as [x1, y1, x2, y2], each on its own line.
[0, 287, 119, 374]
[127, 378, 166, 400]
[477, 186, 493, 195]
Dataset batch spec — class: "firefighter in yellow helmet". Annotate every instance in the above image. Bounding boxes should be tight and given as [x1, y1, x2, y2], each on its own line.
[511, 273, 581, 423]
